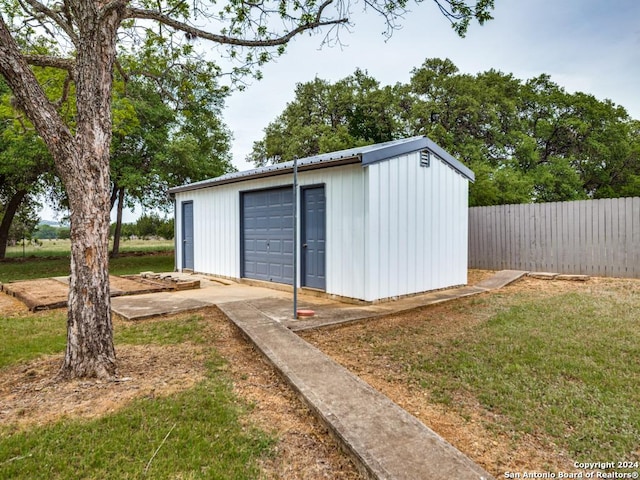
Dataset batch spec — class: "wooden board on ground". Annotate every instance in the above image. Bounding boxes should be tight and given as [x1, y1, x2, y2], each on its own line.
[1, 278, 68, 311]
[1, 275, 200, 311]
[110, 275, 173, 296]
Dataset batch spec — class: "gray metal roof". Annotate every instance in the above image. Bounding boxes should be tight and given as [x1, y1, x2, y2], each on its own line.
[169, 136, 474, 194]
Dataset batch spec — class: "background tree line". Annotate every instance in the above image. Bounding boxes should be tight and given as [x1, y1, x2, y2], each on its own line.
[0, 46, 233, 259]
[249, 58, 640, 206]
[4, 213, 173, 249]
[109, 214, 174, 241]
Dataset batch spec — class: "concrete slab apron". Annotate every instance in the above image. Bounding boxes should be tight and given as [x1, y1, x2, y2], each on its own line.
[218, 301, 493, 480]
[110, 282, 288, 321]
[111, 293, 213, 321]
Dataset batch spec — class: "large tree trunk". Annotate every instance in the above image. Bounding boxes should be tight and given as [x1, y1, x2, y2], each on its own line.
[57, 2, 124, 379]
[63, 174, 115, 378]
[110, 186, 125, 258]
[0, 189, 28, 259]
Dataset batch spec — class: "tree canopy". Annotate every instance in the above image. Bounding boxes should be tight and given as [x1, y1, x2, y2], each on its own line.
[249, 69, 404, 165]
[249, 58, 640, 206]
[0, 47, 234, 258]
[0, 77, 54, 258]
[108, 46, 234, 256]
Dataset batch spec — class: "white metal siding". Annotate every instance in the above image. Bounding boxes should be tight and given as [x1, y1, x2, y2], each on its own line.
[175, 153, 468, 302]
[175, 183, 241, 277]
[365, 151, 469, 301]
[322, 166, 367, 299]
[174, 164, 367, 299]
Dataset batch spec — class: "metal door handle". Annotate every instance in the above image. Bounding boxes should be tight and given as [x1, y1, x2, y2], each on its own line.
[302, 244, 308, 248]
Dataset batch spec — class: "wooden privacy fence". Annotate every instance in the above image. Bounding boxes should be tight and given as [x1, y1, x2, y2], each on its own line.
[468, 197, 640, 278]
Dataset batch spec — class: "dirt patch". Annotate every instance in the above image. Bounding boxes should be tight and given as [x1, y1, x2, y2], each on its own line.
[1, 278, 69, 310]
[0, 304, 361, 479]
[110, 275, 173, 294]
[467, 268, 497, 286]
[0, 290, 31, 317]
[0, 344, 207, 430]
[206, 308, 362, 479]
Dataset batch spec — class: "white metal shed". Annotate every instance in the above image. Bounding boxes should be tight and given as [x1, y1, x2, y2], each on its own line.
[169, 136, 474, 302]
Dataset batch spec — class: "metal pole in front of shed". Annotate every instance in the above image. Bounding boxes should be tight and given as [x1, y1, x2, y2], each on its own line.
[293, 157, 298, 319]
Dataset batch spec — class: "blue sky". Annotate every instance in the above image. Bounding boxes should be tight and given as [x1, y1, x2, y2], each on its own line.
[223, 0, 640, 171]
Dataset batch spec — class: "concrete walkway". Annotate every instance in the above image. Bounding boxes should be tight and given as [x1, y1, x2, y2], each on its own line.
[219, 300, 494, 480]
[111, 270, 528, 479]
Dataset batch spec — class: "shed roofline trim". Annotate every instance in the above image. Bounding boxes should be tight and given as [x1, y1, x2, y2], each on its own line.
[168, 136, 474, 194]
[359, 137, 474, 182]
[360, 136, 429, 166]
[168, 155, 361, 193]
[425, 138, 475, 182]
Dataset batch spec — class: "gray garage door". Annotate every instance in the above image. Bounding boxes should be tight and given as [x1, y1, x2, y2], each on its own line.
[242, 187, 294, 284]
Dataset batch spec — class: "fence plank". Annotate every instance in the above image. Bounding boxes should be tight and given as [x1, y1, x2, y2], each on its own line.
[582, 200, 593, 276]
[561, 201, 571, 273]
[468, 197, 640, 278]
[611, 199, 621, 277]
[598, 199, 607, 276]
[633, 198, 640, 277]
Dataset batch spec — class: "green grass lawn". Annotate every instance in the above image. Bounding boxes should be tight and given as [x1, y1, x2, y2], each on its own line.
[381, 280, 640, 463]
[1, 379, 272, 479]
[0, 246, 275, 478]
[0, 240, 175, 283]
[4, 238, 174, 258]
[0, 310, 274, 479]
[0, 312, 67, 369]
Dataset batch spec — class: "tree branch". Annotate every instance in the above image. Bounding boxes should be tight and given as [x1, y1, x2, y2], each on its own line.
[55, 73, 73, 107]
[125, 0, 348, 48]
[24, 54, 75, 74]
[98, 0, 128, 21]
[114, 58, 129, 84]
[0, 17, 74, 170]
[21, 0, 78, 43]
[431, 0, 494, 36]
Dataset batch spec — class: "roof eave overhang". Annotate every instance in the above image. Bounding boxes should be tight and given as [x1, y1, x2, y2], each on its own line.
[169, 135, 475, 195]
[360, 136, 429, 166]
[168, 155, 361, 194]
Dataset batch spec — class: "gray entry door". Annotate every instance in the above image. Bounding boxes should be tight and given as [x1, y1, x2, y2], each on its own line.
[242, 187, 294, 284]
[182, 201, 194, 270]
[302, 186, 326, 290]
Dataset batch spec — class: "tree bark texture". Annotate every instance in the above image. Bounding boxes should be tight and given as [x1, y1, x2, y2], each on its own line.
[0, 189, 28, 259]
[0, 3, 126, 379]
[59, 1, 124, 379]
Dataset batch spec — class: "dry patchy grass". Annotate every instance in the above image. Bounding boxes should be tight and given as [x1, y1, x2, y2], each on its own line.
[301, 272, 640, 476]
